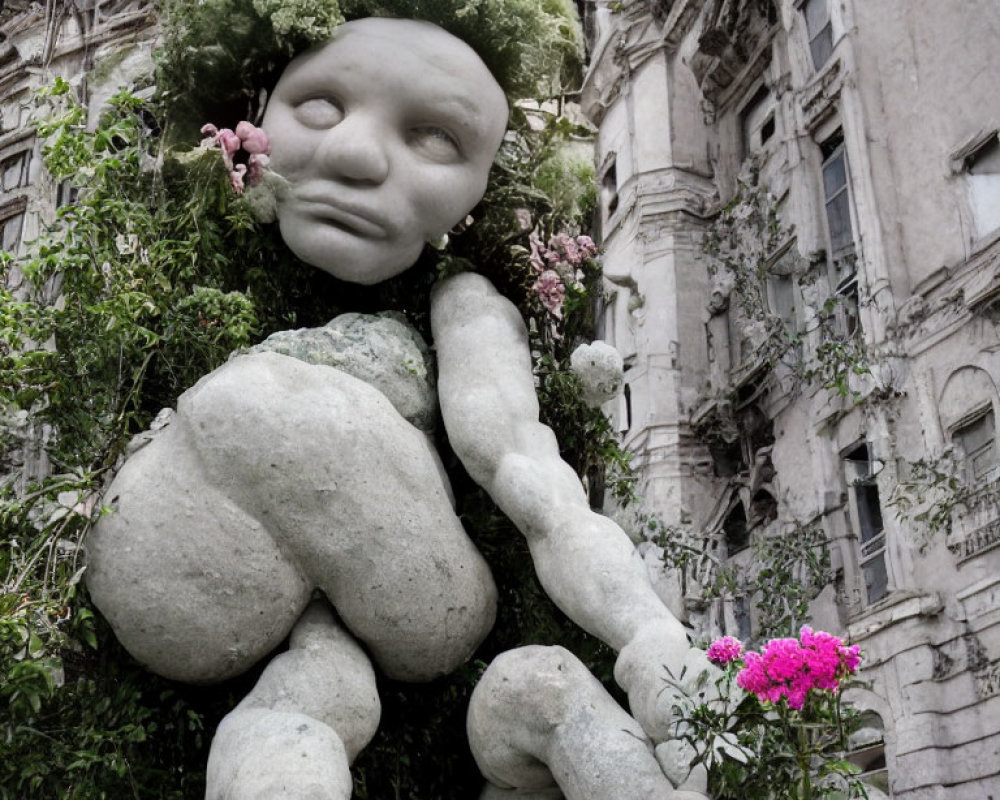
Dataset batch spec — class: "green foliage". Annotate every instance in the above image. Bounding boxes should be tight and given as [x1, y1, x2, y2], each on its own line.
[649, 515, 831, 641]
[702, 161, 870, 403]
[158, 0, 583, 142]
[886, 449, 967, 550]
[743, 523, 833, 639]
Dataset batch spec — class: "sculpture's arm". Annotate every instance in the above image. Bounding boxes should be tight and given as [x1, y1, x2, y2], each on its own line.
[431, 273, 688, 659]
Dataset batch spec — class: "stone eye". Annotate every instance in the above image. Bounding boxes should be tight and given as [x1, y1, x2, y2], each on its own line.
[410, 126, 461, 160]
[294, 98, 344, 129]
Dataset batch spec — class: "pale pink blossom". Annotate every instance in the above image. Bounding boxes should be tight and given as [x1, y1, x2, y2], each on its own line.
[229, 163, 247, 195]
[515, 208, 533, 231]
[201, 120, 273, 194]
[246, 153, 270, 186]
[235, 121, 271, 155]
[533, 269, 565, 318]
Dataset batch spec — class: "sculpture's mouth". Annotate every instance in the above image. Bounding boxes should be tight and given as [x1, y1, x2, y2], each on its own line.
[294, 196, 389, 239]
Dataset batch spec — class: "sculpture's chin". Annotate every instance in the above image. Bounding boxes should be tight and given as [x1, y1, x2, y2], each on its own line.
[278, 215, 424, 286]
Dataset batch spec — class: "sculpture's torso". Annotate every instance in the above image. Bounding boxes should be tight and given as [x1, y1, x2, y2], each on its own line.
[86, 317, 497, 685]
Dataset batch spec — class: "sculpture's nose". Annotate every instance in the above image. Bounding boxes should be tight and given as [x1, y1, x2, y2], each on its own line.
[316, 112, 390, 185]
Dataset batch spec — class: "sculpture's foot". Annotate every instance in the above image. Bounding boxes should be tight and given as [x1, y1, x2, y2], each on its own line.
[206, 708, 351, 800]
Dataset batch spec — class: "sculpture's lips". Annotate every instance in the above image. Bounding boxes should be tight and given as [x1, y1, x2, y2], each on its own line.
[294, 194, 389, 238]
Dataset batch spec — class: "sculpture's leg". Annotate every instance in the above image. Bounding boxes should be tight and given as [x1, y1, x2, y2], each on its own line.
[205, 600, 380, 800]
[468, 646, 700, 800]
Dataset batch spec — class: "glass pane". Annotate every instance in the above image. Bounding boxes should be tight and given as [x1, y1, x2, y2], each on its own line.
[855, 483, 884, 542]
[864, 554, 888, 604]
[823, 153, 846, 200]
[810, 22, 834, 69]
[804, 0, 829, 36]
[957, 409, 994, 453]
[2, 214, 23, 252]
[768, 275, 795, 325]
[826, 189, 854, 253]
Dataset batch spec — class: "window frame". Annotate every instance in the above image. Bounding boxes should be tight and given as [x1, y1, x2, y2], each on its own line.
[799, 0, 834, 71]
[951, 405, 999, 486]
[843, 442, 889, 607]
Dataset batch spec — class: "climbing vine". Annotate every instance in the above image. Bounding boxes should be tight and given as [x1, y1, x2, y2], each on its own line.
[642, 511, 831, 641]
[702, 159, 871, 404]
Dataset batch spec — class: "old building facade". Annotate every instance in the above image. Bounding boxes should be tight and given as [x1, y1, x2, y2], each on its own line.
[581, 0, 1000, 797]
[0, 0, 157, 487]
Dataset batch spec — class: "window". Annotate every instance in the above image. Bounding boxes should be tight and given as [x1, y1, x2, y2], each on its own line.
[601, 158, 619, 219]
[620, 381, 632, 434]
[820, 131, 859, 333]
[964, 133, 1000, 239]
[741, 86, 777, 157]
[802, 0, 833, 70]
[821, 133, 854, 257]
[0, 150, 31, 191]
[953, 408, 998, 485]
[846, 711, 889, 795]
[723, 503, 749, 555]
[1, 210, 23, 253]
[844, 443, 887, 605]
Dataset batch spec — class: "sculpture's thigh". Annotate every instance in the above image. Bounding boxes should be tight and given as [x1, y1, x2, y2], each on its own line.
[86, 423, 312, 684]
[181, 352, 498, 682]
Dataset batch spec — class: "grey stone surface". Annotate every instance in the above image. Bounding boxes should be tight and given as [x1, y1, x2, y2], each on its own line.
[569, 340, 624, 407]
[86, 351, 497, 684]
[250, 312, 437, 432]
[468, 646, 678, 800]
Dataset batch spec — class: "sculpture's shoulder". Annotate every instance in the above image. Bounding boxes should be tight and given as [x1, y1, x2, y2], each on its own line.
[248, 312, 437, 432]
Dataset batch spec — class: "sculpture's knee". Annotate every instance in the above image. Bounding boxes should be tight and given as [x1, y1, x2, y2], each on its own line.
[470, 646, 678, 800]
[207, 709, 352, 800]
[468, 646, 609, 792]
[471, 645, 594, 732]
[237, 601, 380, 761]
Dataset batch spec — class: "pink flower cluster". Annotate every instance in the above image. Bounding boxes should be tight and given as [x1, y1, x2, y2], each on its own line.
[200, 121, 271, 195]
[528, 231, 598, 319]
[707, 627, 861, 710]
[707, 635, 744, 665]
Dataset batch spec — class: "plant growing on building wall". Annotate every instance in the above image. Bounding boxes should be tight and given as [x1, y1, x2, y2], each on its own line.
[646, 512, 831, 641]
[702, 160, 871, 404]
[746, 522, 833, 639]
[670, 627, 866, 800]
[886, 448, 970, 552]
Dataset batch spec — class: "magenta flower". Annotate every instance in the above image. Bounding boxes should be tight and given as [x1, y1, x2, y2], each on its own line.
[707, 635, 745, 665]
[736, 627, 861, 709]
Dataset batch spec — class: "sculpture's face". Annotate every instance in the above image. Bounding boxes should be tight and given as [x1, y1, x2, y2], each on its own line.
[263, 17, 509, 284]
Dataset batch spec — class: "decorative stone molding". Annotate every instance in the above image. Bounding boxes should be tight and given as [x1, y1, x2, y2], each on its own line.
[799, 57, 843, 132]
[687, 0, 777, 113]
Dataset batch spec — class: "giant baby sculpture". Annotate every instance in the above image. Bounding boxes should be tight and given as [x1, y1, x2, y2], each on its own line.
[86, 16, 714, 800]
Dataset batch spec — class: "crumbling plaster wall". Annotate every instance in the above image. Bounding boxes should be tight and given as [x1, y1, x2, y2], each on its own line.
[850, 0, 1000, 280]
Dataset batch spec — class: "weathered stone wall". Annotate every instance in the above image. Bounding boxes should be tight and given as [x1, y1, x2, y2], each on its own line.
[583, 0, 1000, 796]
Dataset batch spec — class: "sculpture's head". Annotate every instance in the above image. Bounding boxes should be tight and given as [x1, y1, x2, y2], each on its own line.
[261, 17, 509, 285]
